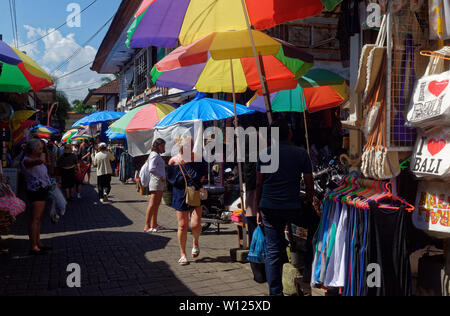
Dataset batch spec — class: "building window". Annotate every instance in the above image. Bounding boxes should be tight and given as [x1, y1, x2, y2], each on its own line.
[134, 49, 148, 95]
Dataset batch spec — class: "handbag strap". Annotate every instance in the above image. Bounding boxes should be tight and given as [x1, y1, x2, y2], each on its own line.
[178, 164, 189, 189]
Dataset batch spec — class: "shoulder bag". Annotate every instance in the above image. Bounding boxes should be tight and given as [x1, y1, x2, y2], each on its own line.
[179, 164, 201, 207]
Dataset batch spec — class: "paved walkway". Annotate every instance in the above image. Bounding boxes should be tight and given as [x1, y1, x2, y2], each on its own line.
[0, 176, 269, 296]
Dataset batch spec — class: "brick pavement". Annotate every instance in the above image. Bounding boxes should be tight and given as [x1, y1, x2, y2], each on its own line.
[0, 176, 269, 296]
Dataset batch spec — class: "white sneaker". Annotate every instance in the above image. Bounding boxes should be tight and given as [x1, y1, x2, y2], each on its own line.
[100, 199, 105, 203]
[77, 193, 82, 199]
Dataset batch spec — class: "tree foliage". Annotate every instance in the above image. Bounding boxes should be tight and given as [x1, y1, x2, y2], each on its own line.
[72, 99, 93, 114]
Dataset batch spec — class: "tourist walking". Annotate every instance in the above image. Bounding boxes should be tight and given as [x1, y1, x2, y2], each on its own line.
[57, 144, 81, 200]
[140, 139, 167, 233]
[256, 119, 314, 296]
[167, 137, 207, 266]
[21, 139, 52, 255]
[94, 143, 115, 203]
[79, 139, 93, 185]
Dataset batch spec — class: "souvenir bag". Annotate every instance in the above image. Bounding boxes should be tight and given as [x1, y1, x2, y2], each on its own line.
[0, 183, 25, 217]
[179, 164, 201, 207]
[362, 65, 401, 180]
[411, 128, 450, 180]
[407, 51, 450, 129]
[356, 15, 387, 102]
[413, 181, 450, 238]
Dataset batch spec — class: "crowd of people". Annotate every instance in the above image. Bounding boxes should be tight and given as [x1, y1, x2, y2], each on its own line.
[2, 134, 116, 256]
[2, 118, 315, 297]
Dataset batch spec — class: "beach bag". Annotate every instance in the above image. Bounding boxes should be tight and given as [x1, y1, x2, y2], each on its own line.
[413, 181, 450, 238]
[361, 60, 401, 180]
[407, 57, 450, 129]
[355, 15, 387, 102]
[247, 226, 266, 264]
[179, 164, 201, 207]
[411, 128, 450, 180]
[0, 183, 25, 217]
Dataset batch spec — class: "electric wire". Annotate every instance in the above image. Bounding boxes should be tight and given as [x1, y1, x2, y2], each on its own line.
[18, 0, 99, 49]
[50, 15, 114, 75]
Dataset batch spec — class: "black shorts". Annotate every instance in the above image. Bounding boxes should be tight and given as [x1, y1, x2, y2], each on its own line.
[27, 188, 50, 203]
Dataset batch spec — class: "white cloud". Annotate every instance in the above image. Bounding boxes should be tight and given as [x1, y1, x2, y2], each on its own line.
[20, 25, 114, 103]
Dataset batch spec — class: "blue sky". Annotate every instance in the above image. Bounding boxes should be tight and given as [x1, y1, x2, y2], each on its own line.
[1, 0, 122, 102]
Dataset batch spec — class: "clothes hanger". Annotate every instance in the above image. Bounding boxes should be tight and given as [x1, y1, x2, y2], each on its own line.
[328, 171, 357, 201]
[371, 182, 415, 212]
[420, 51, 450, 61]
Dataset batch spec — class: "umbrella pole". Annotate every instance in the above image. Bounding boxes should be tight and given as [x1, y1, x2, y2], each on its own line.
[300, 87, 311, 156]
[240, 0, 273, 125]
[230, 59, 248, 249]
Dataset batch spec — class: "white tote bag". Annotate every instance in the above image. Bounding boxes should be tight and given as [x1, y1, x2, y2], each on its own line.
[407, 69, 450, 128]
[411, 128, 450, 180]
[413, 181, 450, 238]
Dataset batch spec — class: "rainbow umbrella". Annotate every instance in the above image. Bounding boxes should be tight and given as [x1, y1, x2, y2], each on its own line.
[109, 103, 175, 134]
[0, 41, 53, 92]
[61, 129, 79, 143]
[31, 124, 60, 135]
[127, 0, 343, 48]
[151, 38, 314, 94]
[249, 69, 348, 113]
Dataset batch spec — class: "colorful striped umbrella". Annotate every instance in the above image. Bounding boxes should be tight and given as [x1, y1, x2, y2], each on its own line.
[156, 30, 283, 70]
[248, 69, 349, 113]
[127, 0, 343, 48]
[31, 124, 60, 135]
[0, 40, 21, 65]
[109, 103, 175, 134]
[155, 93, 254, 127]
[151, 38, 313, 94]
[106, 129, 126, 140]
[61, 129, 79, 143]
[0, 42, 53, 93]
[72, 111, 125, 128]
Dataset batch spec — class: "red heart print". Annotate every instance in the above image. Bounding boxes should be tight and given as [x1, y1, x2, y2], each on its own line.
[428, 80, 449, 97]
[427, 139, 447, 156]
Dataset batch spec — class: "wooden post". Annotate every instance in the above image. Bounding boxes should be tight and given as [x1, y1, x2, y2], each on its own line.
[230, 59, 247, 249]
[240, 0, 273, 125]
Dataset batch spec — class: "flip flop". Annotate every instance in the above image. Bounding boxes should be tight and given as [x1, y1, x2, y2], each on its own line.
[178, 257, 189, 266]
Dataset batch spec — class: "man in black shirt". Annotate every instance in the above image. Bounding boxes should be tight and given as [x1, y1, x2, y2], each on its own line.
[256, 119, 314, 296]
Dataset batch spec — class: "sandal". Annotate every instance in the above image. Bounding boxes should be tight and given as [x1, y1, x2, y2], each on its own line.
[192, 247, 200, 258]
[178, 257, 189, 266]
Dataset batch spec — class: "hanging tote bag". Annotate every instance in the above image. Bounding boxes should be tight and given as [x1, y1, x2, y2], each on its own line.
[413, 181, 450, 238]
[247, 226, 267, 264]
[411, 128, 450, 180]
[356, 15, 387, 102]
[407, 51, 450, 129]
[179, 164, 201, 208]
